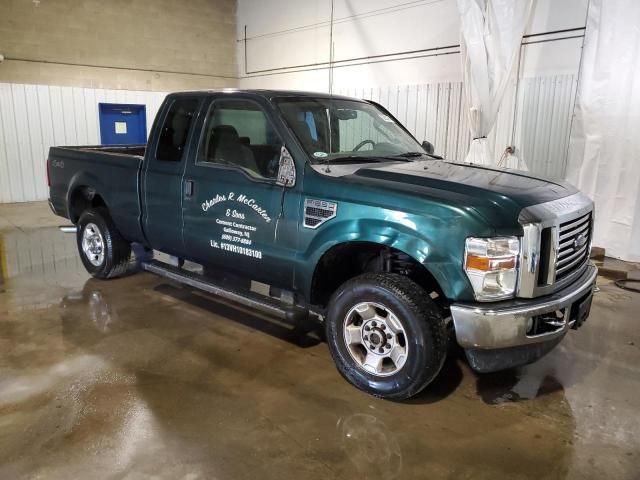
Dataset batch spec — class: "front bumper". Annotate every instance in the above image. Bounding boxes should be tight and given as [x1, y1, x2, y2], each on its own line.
[450, 262, 597, 350]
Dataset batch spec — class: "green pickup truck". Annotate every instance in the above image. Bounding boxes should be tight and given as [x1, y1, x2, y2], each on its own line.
[48, 89, 597, 399]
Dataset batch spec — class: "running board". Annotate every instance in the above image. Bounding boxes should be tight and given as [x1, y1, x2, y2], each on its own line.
[141, 259, 308, 321]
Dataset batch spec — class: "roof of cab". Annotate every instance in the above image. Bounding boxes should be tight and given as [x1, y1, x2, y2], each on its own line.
[166, 89, 366, 102]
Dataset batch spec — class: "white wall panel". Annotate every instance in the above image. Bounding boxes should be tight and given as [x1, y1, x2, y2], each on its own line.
[238, 0, 586, 90]
[336, 73, 576, 178]
[513, 75, 578, 179]
[0, 83, 167, 203]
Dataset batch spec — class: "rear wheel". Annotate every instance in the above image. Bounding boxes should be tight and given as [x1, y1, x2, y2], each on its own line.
[325, 273, 447, 400]
[77, 208, 131, 279]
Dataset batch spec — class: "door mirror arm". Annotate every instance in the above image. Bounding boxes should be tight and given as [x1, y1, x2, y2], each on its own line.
[276, 146, 296, 187]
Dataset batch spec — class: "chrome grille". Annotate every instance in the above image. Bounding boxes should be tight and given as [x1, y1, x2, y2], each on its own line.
[556, 212, 592, 280]
[517, 192, 594, 299]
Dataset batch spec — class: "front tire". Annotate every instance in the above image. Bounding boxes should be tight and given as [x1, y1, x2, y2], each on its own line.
[77, 208, 131, 279]
[325, 273, 448, 400]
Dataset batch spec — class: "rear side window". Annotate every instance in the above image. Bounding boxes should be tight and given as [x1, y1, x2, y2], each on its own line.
[156, 98, 199, 162]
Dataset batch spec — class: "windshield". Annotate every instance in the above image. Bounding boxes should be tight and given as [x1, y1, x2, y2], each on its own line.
[276, 98, 423, 163]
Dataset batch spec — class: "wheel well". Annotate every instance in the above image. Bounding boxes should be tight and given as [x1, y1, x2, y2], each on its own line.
[310, 242, 445, 308]
[68, 187, 107, 223]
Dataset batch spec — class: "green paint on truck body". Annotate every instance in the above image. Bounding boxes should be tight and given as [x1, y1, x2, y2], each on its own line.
[48, 90, 578, 306]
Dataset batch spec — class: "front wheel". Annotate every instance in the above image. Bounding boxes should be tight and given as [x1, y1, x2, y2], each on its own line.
[325, 273, 448, 400]
[77, 208, 132, 279]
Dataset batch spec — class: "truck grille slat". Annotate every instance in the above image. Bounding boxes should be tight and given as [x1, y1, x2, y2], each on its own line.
[559, 215, 590, 231]
[559, 237, 576, 249]
[557, 244, 588, 266]
[558, 221, 590, 242]
[556, 248, 589, 275]
[555, 212, 592, 281]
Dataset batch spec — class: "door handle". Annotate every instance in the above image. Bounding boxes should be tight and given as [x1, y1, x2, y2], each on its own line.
[184, 179, 194, 198]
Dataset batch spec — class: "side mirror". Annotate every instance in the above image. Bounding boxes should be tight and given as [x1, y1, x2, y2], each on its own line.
[422, 140, 435, 155]
[276, 146, 296, 187]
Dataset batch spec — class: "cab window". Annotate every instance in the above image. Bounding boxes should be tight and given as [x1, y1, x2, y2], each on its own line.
[156, 98, 199, 162]
[199, 99, 282, 180]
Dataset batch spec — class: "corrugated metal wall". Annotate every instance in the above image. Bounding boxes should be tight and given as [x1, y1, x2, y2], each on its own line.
[513, 75, 578, 179]
[0, 83, 167, 203]
[337, 73, 578, 179]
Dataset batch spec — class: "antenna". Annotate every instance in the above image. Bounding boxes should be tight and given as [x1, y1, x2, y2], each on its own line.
[325, 0, 336, 173]
[328, 0, 335, 94]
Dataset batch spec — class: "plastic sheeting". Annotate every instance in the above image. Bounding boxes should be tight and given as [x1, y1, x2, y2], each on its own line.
[457, 0, 533, 166]
[566, 0, 640, 262]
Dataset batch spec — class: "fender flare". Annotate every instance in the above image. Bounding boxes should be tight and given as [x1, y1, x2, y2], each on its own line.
[300, 218, 457, 301]
[66, 170, 110, 221]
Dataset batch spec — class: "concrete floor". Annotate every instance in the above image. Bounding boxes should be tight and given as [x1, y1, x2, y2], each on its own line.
[1, 202, 639, 480]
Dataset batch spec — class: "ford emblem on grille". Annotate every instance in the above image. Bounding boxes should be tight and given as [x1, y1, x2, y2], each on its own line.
[573, 232, 588, 249]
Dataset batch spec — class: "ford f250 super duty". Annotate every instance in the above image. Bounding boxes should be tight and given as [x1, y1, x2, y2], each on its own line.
[47, 90, 597, 399]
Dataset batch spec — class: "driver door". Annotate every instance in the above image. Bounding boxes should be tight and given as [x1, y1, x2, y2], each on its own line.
[182, 96, 298, 288]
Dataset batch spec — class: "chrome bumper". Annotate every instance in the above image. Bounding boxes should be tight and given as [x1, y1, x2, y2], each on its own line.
[451, 262, 597, 349]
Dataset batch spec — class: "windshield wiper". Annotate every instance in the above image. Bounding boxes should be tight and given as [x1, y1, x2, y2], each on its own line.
[394, 151, 444, 160]
[396, 151, 424, 158]
[317, 155, 407, 164]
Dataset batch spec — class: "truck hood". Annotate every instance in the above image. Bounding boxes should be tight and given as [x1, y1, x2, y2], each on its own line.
[347, 160, 578, 230]
[352, 160, 575, 206]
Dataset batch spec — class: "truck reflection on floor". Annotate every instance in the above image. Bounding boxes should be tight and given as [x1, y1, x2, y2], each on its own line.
[62, 290, 116, 333]
[61, 278, 573, 409]
[61, 278, 324, 349]
[477, 369, 565, 405]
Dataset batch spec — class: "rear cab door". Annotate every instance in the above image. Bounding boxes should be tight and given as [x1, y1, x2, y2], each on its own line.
[142, 94, 202, 256]
[181, 93, 300, 288]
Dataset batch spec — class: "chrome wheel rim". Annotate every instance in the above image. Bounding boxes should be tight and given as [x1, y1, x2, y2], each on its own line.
[81, 223, 105, 267]
[343, 302, 408, 377]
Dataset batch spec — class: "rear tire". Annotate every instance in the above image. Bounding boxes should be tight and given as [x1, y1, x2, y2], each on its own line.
[325, 273, 448, 400]
[76, 208, 131, 279]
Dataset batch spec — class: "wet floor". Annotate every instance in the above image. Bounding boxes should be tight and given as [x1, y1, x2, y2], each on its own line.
[1, 202, 639, 479]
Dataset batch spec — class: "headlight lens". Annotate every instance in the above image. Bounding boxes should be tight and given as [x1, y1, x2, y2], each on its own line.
[464, 237, 520, 301]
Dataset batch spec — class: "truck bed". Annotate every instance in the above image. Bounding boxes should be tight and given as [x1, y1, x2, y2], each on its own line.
[48, 144, 146, 243]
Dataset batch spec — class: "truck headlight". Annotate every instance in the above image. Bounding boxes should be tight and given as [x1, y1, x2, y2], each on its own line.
[464, 237, 520, 301]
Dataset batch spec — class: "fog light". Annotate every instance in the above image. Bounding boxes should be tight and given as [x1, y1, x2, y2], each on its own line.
[526, 317, 534, 334]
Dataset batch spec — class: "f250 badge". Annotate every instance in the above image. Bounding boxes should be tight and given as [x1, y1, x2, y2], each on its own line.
[51, 159, 64, 168]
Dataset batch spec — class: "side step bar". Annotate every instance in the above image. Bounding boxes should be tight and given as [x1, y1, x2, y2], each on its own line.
[141, 259, 311, 322]
[59, 225, 77, 233]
